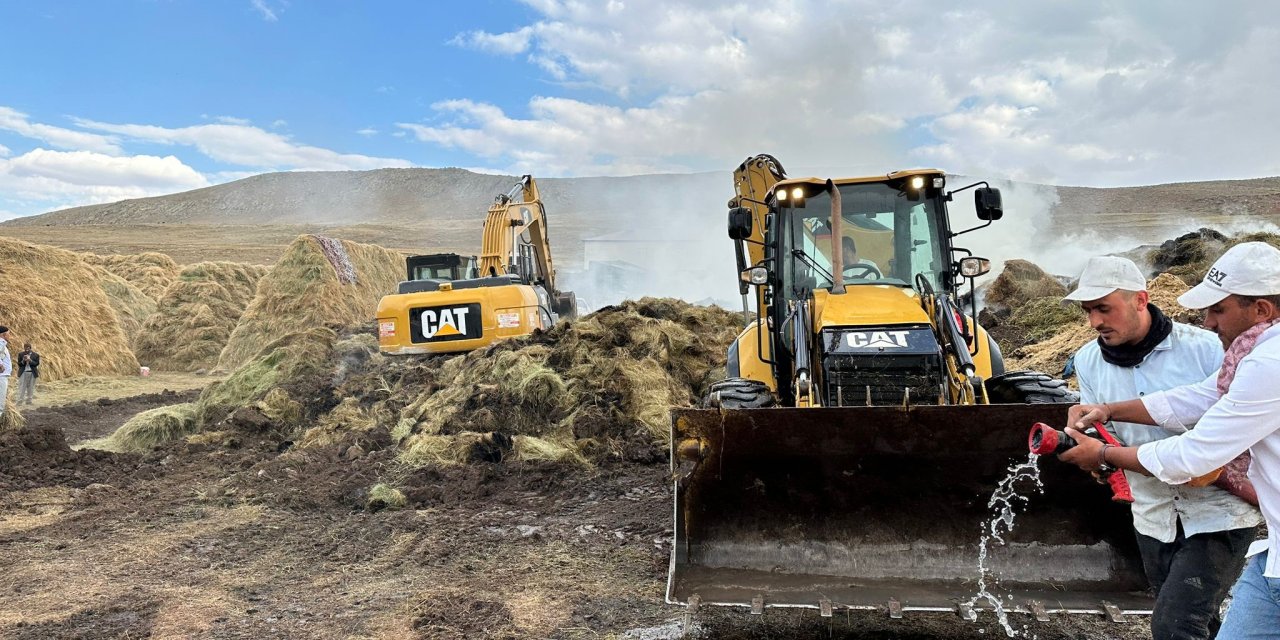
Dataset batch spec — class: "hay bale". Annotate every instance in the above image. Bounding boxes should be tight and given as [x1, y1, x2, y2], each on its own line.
[82, 252, 180, 299]
[0, 237, 139, 381]
[217, 235, 402, 370]
[396, 298, 743, 466]
[986, 260, 1067, 311]
[85, 402, 198, 452]
[133, 261, 269, 371]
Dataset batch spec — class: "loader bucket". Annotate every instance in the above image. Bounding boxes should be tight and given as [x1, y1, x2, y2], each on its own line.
[668, 405, 1153, 617]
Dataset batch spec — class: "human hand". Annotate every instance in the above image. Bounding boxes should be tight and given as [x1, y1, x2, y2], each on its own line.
[1057, 426, 1105, 471]
[1067, 404, 1109, 430]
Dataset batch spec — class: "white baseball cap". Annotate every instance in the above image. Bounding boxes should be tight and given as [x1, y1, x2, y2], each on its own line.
[1064, 256, 1147, 301]
[1178, 241, 1280, 309]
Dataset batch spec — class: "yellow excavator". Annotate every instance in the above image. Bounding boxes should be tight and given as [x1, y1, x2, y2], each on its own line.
[377, 175, 576, 355]
[668, 155, 1151, 621]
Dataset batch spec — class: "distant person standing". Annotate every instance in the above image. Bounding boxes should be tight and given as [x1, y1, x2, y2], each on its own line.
[16, 342, 39, 405]
[0, 326, 11, 416]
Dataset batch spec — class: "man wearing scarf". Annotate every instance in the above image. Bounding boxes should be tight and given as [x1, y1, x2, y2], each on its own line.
[1064, 256, 1260, 640]
[1061, 242, 1280, 639]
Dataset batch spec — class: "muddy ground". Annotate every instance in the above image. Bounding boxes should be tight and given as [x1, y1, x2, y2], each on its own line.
[0, 394, 1153, 639]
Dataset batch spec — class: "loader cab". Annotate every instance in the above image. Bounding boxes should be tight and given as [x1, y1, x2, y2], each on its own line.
[766, 174, 956, 304]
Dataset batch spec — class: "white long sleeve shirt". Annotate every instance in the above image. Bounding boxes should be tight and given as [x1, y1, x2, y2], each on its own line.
[1076, 322, 1261, 542]
[1139, 323, 1280, 577]
[0, 338, 10, 377]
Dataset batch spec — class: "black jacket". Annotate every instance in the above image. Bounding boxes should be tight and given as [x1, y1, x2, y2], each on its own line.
[16, 351, 39, 378]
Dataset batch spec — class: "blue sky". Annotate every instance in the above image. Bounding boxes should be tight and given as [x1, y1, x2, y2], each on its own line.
[2, 1, 1279, 219]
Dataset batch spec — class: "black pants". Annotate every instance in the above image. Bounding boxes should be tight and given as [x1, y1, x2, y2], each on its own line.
[1135, 523, 1257, 640]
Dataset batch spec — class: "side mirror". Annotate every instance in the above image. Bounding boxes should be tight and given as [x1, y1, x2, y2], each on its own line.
[958, 256, 991, 278]
[739, 265, 769, 286]
[728, 207, 753, 240]
[975, 187, 1003, 221]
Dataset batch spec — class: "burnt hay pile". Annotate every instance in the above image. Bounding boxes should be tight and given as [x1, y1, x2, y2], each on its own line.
[391, 298, 743, 467]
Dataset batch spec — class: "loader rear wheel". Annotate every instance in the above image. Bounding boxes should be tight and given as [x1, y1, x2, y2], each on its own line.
[985, 370, 1079, 404]
[704, 378, 775, 409]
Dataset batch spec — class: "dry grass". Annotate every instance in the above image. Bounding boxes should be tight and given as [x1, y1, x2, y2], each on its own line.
[217, 235, 402, 370]
[82, 251, 179, 299]
[0, 237, 139, 381]
[0, 398, 24, 431]
[82, 402, 199, 453]
[199, 327, 335, 428]
[27, 371, 218, 409]
[85, 264, 157, 346]
[134, 261, 269, 371]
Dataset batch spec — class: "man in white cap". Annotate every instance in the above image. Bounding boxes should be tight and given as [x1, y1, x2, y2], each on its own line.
[1060, 242, 1280, 638]
[1064, 255, 1259, 640]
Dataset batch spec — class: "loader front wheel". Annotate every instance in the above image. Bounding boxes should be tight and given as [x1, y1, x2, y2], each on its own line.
[704, 378, 775, 409]
[985, 370, 1079, 404]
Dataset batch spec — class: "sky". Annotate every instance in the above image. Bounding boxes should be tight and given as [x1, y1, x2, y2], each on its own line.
[2, 0, 1279, 220]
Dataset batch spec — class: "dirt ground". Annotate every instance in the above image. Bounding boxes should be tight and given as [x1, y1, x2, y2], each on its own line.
[0, 391, 1154, 640]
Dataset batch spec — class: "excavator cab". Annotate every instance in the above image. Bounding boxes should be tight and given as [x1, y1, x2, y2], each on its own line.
[668, 156, 1151, 621]
[405, 253, 479, 283]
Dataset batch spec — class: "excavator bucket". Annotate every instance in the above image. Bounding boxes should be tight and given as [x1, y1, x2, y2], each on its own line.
[668, 405, 1153, 618]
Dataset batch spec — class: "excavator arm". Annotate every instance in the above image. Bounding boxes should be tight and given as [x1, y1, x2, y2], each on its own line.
[478, 175, 576, 318]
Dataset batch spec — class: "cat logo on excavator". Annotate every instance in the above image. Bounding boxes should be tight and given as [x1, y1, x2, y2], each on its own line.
[419, 305, 473, 339]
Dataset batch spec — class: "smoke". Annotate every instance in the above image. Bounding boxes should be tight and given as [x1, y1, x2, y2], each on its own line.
[554, 171, 744, 313]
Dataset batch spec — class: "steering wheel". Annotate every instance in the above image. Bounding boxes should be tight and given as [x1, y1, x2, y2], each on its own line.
[843, 263, 882, 280]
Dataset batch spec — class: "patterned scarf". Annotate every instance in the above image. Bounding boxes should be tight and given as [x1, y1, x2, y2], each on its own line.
[1210, 319, 1280, 507]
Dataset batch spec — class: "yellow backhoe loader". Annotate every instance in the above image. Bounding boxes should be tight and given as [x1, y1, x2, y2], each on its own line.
[377, 175, 577, 355]
[668, 155, 1152, 621]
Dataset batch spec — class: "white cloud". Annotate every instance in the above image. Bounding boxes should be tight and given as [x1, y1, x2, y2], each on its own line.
[450, 26, 535, 55]
[72, 118, 413, 171]
[215, 115, 252, 125]
[0, 106, 121, 154]
[356, 127, 378, 137]
[424, 1, 1280, 186]
[0, 143, 9, 158]
[0, 148, 209, 213]
[251, 0, 279, 22]
[271, 119, 288, 128]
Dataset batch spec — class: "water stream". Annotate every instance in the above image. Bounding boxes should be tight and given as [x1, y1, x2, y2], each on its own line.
[967, 452, 1044, 637]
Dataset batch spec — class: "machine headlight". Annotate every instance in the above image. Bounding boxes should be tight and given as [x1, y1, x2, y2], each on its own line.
[909, 176, 925, 190]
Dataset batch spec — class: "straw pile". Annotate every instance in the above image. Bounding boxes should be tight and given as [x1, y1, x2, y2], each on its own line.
[985, 259, 1067, 311]
[82, 403, 198, 452]
[217, 235, 402, 370]
[86, 265, 157, 346]
[0, 238, 139, 380]
[395, 298, 742, 466]
[133, 262, 269, 371]
[82, 252, 180, 299]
